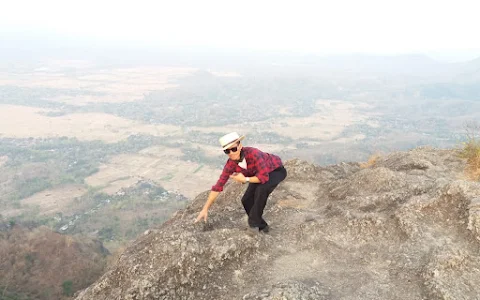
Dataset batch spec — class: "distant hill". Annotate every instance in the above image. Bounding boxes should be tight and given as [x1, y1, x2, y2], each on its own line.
[308, 53, 445, 75]
[0, 225, 108, 300]
[75, 147, 480, 299]
[453, 56, 480, 83]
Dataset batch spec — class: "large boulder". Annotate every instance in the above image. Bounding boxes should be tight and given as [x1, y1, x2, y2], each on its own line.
[76, 148, 480, 300]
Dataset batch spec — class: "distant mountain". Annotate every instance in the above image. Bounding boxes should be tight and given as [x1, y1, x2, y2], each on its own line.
[310, 53, 444, 74]
[1, 33, 477, 75]
[466, 56, 480, 66]
[452, 56, 480, 83]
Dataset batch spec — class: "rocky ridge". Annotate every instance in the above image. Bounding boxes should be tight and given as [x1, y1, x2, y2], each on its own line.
[75, 147, 480, 300]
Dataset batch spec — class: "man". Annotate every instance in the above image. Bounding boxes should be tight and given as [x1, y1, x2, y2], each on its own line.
[195, 132, 287, 233]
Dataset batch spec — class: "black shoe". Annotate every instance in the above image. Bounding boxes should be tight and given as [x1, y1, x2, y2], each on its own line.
[260, 225, 269, 233]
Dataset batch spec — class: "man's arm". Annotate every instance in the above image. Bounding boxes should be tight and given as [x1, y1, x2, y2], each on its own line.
[202, 191, 220, 211]
[230, 173, 261, 184]
[195, 191, 220, 223]
[245, 176, 260, 183]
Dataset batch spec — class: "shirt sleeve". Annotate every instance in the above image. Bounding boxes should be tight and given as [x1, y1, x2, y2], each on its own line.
[211, 161, 235, 192]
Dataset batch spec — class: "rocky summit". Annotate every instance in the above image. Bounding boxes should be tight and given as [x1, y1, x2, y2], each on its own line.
[75, 147, 480, 300]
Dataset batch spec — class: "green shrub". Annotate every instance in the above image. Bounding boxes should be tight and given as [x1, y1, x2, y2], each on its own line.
[61, 280, 74, 297]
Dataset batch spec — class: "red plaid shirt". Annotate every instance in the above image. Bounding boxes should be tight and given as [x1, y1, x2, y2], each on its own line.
[212, 147, 283, 192]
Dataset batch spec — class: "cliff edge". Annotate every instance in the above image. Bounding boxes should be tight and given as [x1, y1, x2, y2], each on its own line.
[75, 147, 480, 300]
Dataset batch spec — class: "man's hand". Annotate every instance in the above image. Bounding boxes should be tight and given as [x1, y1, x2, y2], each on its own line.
[229, 172, 246, 183]
[195, 209, 208, 223]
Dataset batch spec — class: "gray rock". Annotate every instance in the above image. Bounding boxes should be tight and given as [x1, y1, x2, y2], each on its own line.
[76, 148, 480, 300]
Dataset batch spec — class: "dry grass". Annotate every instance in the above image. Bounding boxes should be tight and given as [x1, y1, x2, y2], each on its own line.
[85, 147, 221, 198]
[21, 185, 87, 216]
[0, 105, 181, 143]
[459, 139, 480, 180]
[191, 100, 370, 141]
[0, 66, 196, 104]
[360, 154, 381, 169]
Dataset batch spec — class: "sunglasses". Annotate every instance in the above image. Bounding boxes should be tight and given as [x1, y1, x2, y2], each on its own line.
[224, 144, 240, 154]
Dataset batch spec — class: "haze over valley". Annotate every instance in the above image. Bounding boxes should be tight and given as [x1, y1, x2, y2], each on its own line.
[1, 1, 480, 297]
[2, 46, 479, 247]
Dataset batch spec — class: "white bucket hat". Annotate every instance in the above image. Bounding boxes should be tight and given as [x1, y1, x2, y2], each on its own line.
[219, 132, 245, 150]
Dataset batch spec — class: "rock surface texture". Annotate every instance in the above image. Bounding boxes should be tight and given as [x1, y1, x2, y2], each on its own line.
[75, 147, 480, 300]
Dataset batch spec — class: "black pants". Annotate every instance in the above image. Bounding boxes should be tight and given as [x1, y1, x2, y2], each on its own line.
[241, 166, 287, 230]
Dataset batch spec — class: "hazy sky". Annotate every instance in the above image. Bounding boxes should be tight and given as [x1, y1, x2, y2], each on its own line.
[1, 0, 480, 61]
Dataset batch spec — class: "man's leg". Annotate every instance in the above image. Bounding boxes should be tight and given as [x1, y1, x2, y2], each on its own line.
[248, 167, 287, 230]
[241, 183, 258, 216]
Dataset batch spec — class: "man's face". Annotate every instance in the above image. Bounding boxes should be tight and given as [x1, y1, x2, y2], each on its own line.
[224, 142, 242, 160]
